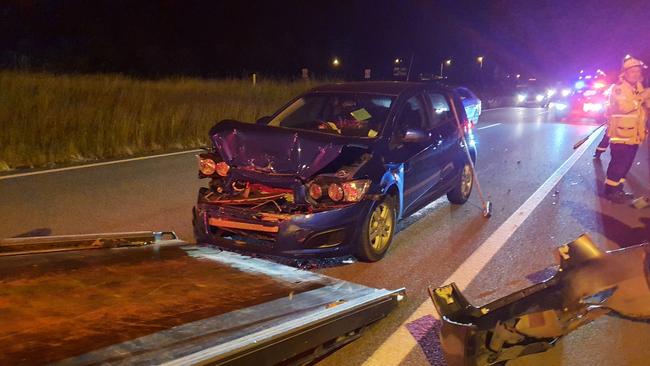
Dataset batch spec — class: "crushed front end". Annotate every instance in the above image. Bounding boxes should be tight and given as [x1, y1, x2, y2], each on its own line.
[192, 121, 379, 257]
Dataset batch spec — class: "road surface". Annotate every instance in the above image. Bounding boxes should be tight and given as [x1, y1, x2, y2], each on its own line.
[1, 107, 648, 365]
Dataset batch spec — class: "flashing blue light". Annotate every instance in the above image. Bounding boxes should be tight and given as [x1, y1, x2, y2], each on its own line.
[575, 80, 586, 89]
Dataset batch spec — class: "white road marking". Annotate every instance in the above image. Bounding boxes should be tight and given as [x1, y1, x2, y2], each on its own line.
[481, 107, 512, 112]
[477, 123, 502, 130]
[0, 149, 203, 180]
[362, 128, 602, 366]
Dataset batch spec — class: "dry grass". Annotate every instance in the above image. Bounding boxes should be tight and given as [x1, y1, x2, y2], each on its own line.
[0, 71, 320, 169]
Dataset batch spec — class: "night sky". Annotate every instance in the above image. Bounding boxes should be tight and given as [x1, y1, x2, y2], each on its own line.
[1, 0, 648, 82]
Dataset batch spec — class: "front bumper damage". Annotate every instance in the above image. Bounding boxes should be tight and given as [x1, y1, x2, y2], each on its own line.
[193, 187, 373, 257]
[430, 235, 650, 366]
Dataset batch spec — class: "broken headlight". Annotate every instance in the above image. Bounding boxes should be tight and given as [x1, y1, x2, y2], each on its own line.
[199, 158, 216, 176]
[308, 179, 370, 203]
[198, 154, 229, 178]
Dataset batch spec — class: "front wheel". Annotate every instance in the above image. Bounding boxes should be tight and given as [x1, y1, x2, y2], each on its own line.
[447, 162, 474, 204]
[355, 196, 396, 262]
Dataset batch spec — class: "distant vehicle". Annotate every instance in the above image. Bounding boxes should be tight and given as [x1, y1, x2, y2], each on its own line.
[456, 87, 482, 125]
[551, 78, 611, 123]
[193, 82, 477, 262]
[515, 85, 550, 108]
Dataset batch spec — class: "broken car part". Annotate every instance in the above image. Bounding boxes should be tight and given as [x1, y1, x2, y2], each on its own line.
[430, 234, 650, 366]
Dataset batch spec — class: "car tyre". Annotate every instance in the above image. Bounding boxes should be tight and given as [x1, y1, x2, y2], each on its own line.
[356, 195, 396, 262]
[447, 162, 473, 204]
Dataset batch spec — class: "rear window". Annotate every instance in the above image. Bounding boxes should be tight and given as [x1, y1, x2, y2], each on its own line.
[456, 88, 474, 100]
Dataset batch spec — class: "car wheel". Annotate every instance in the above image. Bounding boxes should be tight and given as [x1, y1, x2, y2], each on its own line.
[447, 162, 473, 204]
[356, 195, 396, 262]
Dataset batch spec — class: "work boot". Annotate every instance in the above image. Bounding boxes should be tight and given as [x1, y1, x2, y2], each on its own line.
[604, 185, 634, 203]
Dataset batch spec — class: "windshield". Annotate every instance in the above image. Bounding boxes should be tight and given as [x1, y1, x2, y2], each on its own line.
[268, 93, 395, 138]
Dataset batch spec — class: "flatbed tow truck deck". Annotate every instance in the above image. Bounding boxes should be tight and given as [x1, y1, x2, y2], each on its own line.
[0, 232, 404, 366]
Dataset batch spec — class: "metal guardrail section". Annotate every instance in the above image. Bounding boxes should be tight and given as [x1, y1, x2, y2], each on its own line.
[0, 231, 177, 256]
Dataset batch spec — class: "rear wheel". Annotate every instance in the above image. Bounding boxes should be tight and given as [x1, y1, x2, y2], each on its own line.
[447, 162, 473, 204]
[355, 196, 396, 262]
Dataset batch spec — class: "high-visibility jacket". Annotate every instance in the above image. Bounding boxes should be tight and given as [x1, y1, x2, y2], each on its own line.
[607, 80, 647, 145]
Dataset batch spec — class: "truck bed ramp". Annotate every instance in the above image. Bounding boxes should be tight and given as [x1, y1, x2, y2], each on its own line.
[0, 232, 404, 366]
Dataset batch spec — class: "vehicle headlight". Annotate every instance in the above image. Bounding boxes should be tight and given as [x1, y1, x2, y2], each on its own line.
[342, 180, 371, 202]
[308, 183, 323, 200]
[517, 94, 527, 102]
[309, 179, 371, 203]
[551, 102, 568, 111]
[535, 94, 544, 102]
[215, 161, 230, 177]
[199, 158, 217, 176]
[561, 89, 572, 97]
[327, 183, 344, 202]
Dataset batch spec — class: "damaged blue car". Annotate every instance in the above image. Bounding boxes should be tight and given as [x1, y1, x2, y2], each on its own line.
[193, 82, 477, 261]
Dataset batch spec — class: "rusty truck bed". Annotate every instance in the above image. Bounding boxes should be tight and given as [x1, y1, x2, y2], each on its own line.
[0, 233, 403, 365]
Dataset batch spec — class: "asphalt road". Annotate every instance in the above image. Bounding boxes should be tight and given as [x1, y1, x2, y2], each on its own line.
[1, 107, 649, 365]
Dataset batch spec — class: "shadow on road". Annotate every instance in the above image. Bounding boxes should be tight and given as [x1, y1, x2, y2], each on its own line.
[568, 201, 649, 248]
[11, 228, 52, 238]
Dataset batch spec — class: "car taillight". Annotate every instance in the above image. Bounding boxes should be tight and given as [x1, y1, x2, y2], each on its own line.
[463, 119, 473, 134]
[199, 158, 216, 175]
[215, 161, 230, 177]
[328, 183, 344, 202]
[342, 180, 370, 202]
[308, 183, 323, 200]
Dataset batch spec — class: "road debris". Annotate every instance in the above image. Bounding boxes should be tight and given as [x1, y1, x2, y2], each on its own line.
[429, 234, 650, 366]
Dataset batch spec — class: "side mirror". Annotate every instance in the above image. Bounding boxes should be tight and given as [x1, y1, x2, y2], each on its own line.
[256, 116, 272, 125]
[401, 128, 430, 143]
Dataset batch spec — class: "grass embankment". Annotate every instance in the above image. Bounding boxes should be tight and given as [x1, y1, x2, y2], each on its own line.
[0, 72, 319, 170]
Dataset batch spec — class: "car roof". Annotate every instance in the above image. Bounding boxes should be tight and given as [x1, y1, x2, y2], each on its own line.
[308, 81, 453, 96]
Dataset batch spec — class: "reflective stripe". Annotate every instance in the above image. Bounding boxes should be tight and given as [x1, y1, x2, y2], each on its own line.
[596, 147, 607, 151]
[620, 178, 627, 183]
[605, 179, 621, 187]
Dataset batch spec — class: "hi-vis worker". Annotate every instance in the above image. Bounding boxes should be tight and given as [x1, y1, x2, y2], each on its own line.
[603, 56, 650, 203]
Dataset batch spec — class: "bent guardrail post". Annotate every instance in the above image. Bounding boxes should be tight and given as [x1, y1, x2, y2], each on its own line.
[429, 234, 650, 366]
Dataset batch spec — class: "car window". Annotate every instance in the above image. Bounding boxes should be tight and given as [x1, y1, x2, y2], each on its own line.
[395, 96, 428, 131]
[427, 93, 453, 128]
[457, 88, 473, 100]
[268, 93, 394, 138]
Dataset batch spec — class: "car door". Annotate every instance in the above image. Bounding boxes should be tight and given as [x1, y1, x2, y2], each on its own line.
[425, 92, 464, 191]
[388, 94, 441, 216]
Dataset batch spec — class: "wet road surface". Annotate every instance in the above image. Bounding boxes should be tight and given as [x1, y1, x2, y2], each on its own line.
[1, 107, 648, 365]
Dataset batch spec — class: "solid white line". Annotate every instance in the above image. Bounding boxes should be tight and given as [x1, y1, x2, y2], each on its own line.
[482, 107, 512, 112]
[477, 123, 502, 130]
[362, 128, 602, 366]
[0, 149, 203, 180]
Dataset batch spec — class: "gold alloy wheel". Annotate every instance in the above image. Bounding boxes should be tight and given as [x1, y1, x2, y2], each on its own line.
[461, 164, 473, 198]
[368, 201, 394, 252]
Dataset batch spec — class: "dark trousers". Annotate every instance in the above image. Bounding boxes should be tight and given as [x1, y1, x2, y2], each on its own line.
[596, 131, 610, 152]
[606, 143, 639, 185]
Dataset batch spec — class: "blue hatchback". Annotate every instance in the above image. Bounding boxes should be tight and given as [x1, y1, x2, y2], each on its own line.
[193, 82, 477, 261]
